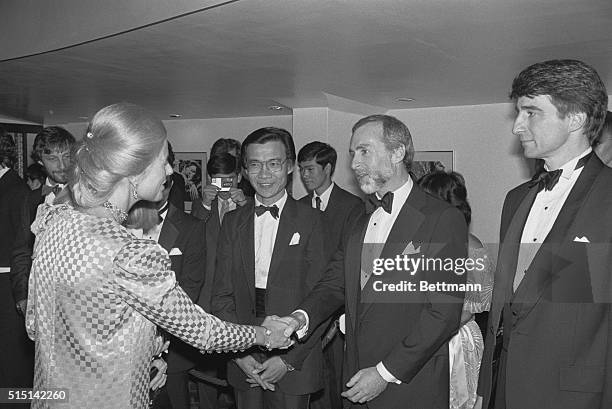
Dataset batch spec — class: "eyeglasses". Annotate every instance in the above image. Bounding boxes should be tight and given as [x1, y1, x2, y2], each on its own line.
[246, 158, 288, 173]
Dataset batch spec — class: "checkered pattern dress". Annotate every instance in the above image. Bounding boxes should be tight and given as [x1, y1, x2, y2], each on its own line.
[26, 204, 255, 409]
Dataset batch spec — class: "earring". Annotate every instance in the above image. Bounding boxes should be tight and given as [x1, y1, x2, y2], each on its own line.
[130, 181, 139, 201]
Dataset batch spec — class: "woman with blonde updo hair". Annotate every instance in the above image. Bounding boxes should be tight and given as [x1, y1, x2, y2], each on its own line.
[26, 103, 291, 409]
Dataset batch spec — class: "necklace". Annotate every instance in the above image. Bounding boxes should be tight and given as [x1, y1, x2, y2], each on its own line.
[103, 201, 128, 224]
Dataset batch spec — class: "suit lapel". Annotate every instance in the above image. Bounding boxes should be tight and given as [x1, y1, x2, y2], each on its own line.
[158, 204, 180, 251]
[238, 205, 256, 304]
[511, 155, 603, 315]
[267, 197, 298, 285]
[358, 186, 427, 320]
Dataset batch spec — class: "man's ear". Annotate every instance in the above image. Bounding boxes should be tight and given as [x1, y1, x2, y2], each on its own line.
[391, 145, 406, 165]
[324, 163, 332, 178]
[568, 111, 587, 134]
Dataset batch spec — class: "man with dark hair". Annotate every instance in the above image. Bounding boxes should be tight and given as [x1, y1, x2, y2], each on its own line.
[594, 111, 612, 166]
[477, 59, 612, 409]
[211, 127, 326, 409]
[31, 125, 76, 206]
[211, 137, 255, 197]
[0, 133, 34, 393]
[280, 115, 467, 409]
[297, 141, 363, 409]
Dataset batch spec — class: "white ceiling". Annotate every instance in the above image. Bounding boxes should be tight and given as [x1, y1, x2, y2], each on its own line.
[1, 0, 611, 124]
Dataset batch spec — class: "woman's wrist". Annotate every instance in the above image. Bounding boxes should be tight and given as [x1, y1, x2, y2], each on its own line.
[254, 326, 272, 348]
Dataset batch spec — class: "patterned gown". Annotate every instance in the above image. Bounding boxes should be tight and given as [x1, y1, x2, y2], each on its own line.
[26, 204, 255, 409]
[449, 244, 495, 409]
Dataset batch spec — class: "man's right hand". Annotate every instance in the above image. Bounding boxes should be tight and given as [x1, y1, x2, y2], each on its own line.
[201, 184, 220, 207]
[235, 355, 275, 391]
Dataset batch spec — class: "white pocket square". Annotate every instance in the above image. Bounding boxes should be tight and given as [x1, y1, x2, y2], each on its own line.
[402, 241, 421, 255]
[289, 232, 300, 246]
[169, 247, 183, 256]
[573, 236, 590, 243]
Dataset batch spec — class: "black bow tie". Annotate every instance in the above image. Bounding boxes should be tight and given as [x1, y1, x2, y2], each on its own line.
[528, 169, 563, 192]
[255, 204, 279, 219]
[528, 152, 591, 192]
[41, 184, 62, 197]
[365, 192, 393, 214]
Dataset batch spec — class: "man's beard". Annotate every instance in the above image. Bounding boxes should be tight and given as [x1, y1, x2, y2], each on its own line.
[354, 165, 393, 195]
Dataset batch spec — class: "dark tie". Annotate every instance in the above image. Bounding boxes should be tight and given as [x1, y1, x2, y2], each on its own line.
[41, 184, 62, 197]
[315, 196, 322, 210]
[528, 152, 591, 192]
[365, 192, 393, 214]
[255, 205, 279, 219]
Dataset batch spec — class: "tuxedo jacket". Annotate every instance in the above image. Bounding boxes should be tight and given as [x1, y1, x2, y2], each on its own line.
[157, 203, 206, 373]
[299, 184, 364, 262]
[1, 169, 32, 303]
[211, 195, 327, 395]
[299, 185, 468, 409]
[478, 154, 612, 409]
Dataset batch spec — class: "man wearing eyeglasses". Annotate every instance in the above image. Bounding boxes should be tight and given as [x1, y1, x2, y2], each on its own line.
[211, 127, 327, 409]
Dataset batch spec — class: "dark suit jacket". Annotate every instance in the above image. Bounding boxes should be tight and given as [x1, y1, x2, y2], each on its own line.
[1, 169, 32, 303]
[299, 183, 364, 262]
[299, 184, 468, 409]
[478, 154, 612, 409]
[193, 197, 253, 311]
[211, 194, 327, 395]
[157, 203, 206, 373]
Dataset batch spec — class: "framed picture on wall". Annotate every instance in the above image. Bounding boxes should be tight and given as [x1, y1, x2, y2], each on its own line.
[172, 152, 207, 213]
[0, 123, 43, 178]
[411, 150, 454, 181]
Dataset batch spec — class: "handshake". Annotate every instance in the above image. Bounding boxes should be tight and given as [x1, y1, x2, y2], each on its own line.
[258, 312, 308, 350]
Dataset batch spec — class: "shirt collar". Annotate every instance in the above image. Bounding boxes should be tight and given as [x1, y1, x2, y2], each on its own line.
[0, 167, 9, 179]
[545, 147, 592, 180]
[255, 190, 288, 215]
[376, 177, 413, 213]
[313, 182, 334, 204]
[45, 177, 65, 189]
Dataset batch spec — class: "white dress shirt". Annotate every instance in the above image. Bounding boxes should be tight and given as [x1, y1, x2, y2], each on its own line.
[129, 207, 168, 242]
[254, 191, 288, 289]
[514, 148, 591, 290]
[311, 182, 334, 211]
[0, 167, 9, 179]
[520, 148, 591, 245]
[363, 177, 413, 384]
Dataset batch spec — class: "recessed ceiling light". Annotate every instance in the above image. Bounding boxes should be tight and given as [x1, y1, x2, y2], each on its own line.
[396, 97, 415, 102]
[169, 114, 182, 118]
[268, 105, 284, 111]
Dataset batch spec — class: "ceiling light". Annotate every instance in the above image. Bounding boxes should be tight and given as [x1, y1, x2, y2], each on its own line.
[169, 114, 182, 118]
[396, 97, 415, 102]
[268, 105, 284, 111]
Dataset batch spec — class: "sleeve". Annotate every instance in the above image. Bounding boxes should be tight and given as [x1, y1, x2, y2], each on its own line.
[112, 240, 254, 353]
[296, 231, 346, 335]
[10, 187, 33, 303]
[382, 207, 468, 383]
[282, 214, 329, 369]
[191, 200, 212, 221]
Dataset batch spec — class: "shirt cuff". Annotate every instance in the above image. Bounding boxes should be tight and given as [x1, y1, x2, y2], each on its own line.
[203, 203, 211, 211]
[291, 309, 309, 339]
[376, 362, 401, 384]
